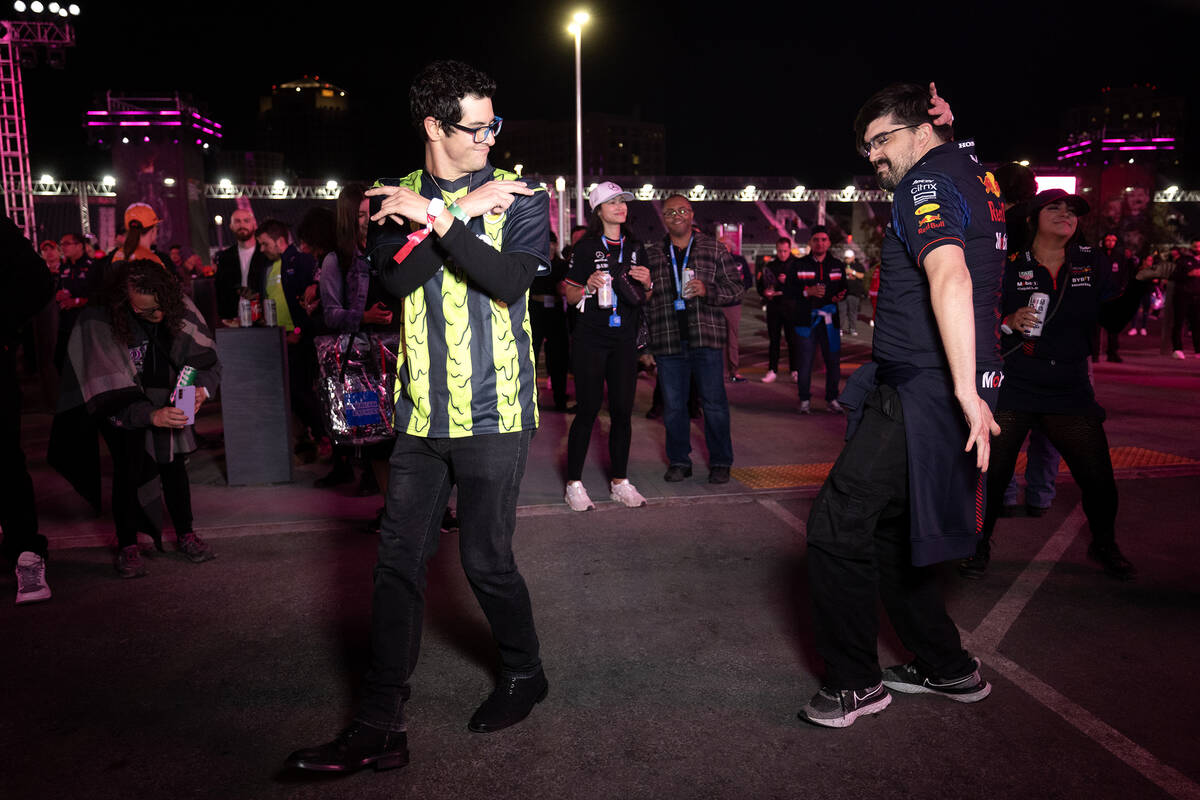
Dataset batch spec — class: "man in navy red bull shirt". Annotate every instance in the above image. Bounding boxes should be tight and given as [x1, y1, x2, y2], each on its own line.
[798, 83, 1004, 728]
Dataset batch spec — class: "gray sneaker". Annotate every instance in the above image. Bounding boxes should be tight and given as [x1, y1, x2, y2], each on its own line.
[881, 658, 991, 702]
[116, 545, 148, 579]
[15, 552, 51, 604]
[798, 401, 812, 415]
[176, 532, 216, 563]
[798, 682, 891, 728]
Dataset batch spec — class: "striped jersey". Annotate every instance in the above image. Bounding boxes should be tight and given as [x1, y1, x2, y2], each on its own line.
[389, 165, 549, 438]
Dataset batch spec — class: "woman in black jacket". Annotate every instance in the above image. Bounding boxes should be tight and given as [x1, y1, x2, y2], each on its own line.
[962, 190, 1148, 580]
[561, 182, 653, 511]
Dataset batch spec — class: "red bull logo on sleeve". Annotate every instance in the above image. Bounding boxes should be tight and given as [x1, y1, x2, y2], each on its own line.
[917, 214, 942, 226]
[978, 172, 1002, 198]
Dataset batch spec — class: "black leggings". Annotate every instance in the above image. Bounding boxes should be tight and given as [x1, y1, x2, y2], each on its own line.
[983, 410, 1117, 546]
[566, 334, 638, 481]
[101, 424, 193, 549]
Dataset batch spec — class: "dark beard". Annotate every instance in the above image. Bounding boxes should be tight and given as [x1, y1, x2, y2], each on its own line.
[875, 159, 898, 191]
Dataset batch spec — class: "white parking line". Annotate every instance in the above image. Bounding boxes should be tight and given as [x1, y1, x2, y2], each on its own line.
[964, 502, 1200, 799]
[969, 503, 1086, 652]
[758, 498, 807, 537]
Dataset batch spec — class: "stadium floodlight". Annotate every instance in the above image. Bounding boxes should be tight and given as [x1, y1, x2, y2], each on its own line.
[793, 185, 805, 194]
[218, 178, 232, 189]
[326, 180, 338, 191]
[843, 184, 856, 194]
[101, 174, 115, 187]
[47, 1, 58, 10]
[30, 1, 43, 12]
[272, 179, 286, 191]
[13, 2, 28, 13]
[69, 3, 80, 13]
[214, 215, 223, 226]
[38, 173, 53, 183]
[555, 176, 566, 192]
[163, 177, 176, 186]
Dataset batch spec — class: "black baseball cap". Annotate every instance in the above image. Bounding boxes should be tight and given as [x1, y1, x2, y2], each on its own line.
[1028, 188, 1089, 217]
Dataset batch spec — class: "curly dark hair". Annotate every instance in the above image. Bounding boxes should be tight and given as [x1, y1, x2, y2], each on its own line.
[409, 59, 495, 141]
[99, 259, 187, 345]
[296, 207, 336, 259]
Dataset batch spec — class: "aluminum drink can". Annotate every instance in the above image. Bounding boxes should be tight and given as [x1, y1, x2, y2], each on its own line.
[263, 298, 278, 327]
[237, 298, 253, 327]
[597, 272, 614, 308]
[681, 267, 696, 297]
[172, 365, 197, 403]
[1026, 291, 1049, 337]
[250, 297, 262, 322]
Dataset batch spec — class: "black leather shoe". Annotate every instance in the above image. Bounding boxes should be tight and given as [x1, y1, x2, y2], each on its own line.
[958, 541, 991, 580]
[708, 466, 731, 484]
[1025, 504, 1050, 518]
[285, 722, 409, 772]
[468, 669, 549, 733]
[663, 464, 693, 482]
[1088, 542, 1136, 580]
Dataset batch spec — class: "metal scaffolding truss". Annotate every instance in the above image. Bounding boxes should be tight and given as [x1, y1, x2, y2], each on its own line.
[32, 179, 115, 197]
[29, 180, 1200, 204]
[1154, 190, 1200, 203]
[2, 20, 76, 46]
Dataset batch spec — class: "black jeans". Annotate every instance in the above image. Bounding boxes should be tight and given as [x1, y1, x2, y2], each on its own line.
[287, 339, 324, 438]
[1171, 291, 1200, 353]
[0, 347, 45, 562]
[357, 429, 541, 733]
[100, 423, 193, 548]
[567, 334, 638, 481]
[983, 409, 1118, 546]
[807, 385, 973, 690]
[530, 303, 569, 408]
[765, 299, 797, 373]
[795, 325, 840, 403]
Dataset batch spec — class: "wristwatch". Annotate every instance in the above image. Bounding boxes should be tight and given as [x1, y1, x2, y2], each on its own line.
[426, 197, 446, 223]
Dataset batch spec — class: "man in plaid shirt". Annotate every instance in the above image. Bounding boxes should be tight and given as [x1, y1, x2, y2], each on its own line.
[644, 195, 745, 484]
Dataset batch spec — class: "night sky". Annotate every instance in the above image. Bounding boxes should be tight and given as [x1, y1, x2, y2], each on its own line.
[20, 0, 1200, 187]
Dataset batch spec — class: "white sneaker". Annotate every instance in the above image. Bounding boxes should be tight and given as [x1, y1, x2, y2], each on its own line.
[762, 370, 777, 383]
[799, 400, 812, 414]
[1127, 328, 1139, 336]
[1140, 329, 1148, 336]
[15, 552, 51, 605]
[1174, 350, 1186, 360]
[565, 481, 595, 511]
[791, 371, 799, 381]
[828, 399, 845, 414]
[610, 480, 647, 508]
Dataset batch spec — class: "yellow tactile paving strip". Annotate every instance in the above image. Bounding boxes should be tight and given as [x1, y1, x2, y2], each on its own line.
[732, 448, 1196, 490]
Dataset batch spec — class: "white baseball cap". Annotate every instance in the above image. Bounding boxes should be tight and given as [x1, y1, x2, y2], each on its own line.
[589, 181, 634, 210]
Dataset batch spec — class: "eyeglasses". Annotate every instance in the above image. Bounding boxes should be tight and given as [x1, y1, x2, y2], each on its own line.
[448, 117, 503, 143]
[131, 303, 161, 317]
[662, 208, 693, 220]
[860, 124, 921, 157]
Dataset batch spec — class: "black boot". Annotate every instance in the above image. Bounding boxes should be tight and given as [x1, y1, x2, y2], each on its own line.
[467, 669, 549, 733]
[1088, 541, 1135, 580]
[285, 722, 409, 772]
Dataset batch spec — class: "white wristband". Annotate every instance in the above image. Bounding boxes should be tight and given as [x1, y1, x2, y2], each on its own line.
[426, 197, 445, 223]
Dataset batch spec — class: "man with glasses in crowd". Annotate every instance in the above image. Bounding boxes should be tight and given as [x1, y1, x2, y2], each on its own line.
[643, 195, 745, 484]
[53, 232, 100, 371]
[287, 59, 550, 774]
[799, 82, 1001, 728]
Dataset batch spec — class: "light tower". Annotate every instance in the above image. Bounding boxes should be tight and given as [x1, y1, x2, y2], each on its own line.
[0, 3, 79, 242]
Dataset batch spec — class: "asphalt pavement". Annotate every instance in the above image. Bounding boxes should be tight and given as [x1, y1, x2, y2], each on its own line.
[5, 300, 1200, 800]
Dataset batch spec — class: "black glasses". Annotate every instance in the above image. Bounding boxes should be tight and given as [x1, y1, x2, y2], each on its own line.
[131, 303, 161, 317]
[448, 117, 503, 143]
[861, 124, 921, 157]
[663, 208, 693, 220]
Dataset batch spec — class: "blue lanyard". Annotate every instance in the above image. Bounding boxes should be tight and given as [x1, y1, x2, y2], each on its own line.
[601, 235, 625, 265]
[668, 237, 693, 299]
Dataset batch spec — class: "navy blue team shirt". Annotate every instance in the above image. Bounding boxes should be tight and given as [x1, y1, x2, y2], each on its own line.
[874, 139, 1007, 375]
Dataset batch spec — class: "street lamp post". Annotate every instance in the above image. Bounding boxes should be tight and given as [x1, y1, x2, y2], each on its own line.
[567, 11, 589, 224]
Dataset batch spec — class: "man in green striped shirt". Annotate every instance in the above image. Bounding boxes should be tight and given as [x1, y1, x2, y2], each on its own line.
[287, 59, 550, 775]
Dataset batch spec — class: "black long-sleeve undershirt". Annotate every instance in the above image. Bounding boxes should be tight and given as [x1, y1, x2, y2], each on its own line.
[375, 218, 542, 306]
